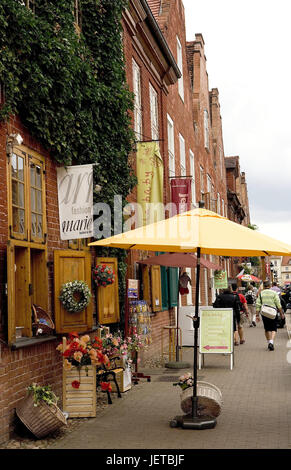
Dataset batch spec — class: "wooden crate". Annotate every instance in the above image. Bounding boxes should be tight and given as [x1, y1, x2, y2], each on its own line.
[63, 365, 96, 418]
[108, 367, 132, 393]
[62, 338, 96, 418]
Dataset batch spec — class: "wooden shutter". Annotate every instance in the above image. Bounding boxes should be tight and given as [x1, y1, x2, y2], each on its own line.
[7, 242, 16, 345]
[168, 267, 179, 307]
[160, 266, 169, 310]
[54, 250, 93, 333]
[151, 265, 162, 312]
[142, 265, 151, 306]
[96, 257, 120, 325]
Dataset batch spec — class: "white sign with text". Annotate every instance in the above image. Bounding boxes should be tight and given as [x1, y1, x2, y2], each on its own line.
[57, 164, 93, 240]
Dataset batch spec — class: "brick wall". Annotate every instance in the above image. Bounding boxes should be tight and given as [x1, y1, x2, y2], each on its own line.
[0, 117, 99, 444]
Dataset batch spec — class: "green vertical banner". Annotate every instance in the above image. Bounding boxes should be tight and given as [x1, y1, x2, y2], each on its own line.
[136, 142, 164, 226]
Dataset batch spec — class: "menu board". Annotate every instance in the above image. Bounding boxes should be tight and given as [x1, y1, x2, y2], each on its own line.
[199, 308, 233, 354]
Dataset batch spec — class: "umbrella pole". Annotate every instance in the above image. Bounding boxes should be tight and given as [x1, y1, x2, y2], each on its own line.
[176, 267, 181, 362]
[173, 247, 216, 429]
[192, 247, 201, 418]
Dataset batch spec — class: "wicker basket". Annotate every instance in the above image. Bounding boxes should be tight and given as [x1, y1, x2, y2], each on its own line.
[180, 381, 223, 418]
[32, 304, 55, 336]
[16, 393, 67, 439]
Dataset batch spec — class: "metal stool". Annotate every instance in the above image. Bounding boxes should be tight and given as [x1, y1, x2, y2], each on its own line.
[161, 326, 182, 364]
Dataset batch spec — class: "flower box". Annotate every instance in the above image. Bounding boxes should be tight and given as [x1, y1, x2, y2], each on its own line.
[62, 364, 96, 418]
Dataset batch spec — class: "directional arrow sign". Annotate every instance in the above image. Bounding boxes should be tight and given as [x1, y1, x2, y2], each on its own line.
[203, 345, 228, 351]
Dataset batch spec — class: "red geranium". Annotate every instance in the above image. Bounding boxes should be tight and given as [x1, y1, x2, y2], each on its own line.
[71, 380, 80, 389]
[100, 382, 112, 392]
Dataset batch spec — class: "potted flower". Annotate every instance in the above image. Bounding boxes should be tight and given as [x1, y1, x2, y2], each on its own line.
[93, 264, 115, 287]
[56, 332, 111, 418]
[16, 383, 67, 439]
[173, 373, 223, 418]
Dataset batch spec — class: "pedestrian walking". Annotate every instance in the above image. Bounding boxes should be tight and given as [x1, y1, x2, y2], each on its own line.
[270, 281, 281, 294]
[232, 284, 249, 345]
[256, 280, 285, 351]
[213, 286, 241, 346]
[245, 284, 257, 327]
[251, 281, 258, 296]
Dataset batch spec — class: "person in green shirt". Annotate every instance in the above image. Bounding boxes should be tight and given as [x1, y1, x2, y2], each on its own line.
[256, 280, 284, 351]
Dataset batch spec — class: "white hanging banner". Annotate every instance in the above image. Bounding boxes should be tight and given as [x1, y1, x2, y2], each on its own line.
[57, 164, 93, 240]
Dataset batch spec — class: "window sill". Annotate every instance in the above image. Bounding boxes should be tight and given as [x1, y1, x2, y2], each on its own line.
[11, 335, 58, 350]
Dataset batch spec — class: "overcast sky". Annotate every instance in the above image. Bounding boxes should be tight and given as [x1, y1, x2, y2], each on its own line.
[183, 0, 291, 246]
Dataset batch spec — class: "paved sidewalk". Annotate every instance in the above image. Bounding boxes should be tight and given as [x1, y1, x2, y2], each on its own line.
[48, 321, 291, 449]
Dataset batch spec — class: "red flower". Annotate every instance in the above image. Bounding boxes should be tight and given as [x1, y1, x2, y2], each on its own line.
[69, 332, 79, 339]
[100, 382, 112, 392]
[71, 380, 80, 389]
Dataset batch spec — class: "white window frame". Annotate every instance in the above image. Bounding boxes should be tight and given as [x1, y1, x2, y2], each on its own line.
[189, 150, 196, 206]
[217, 192, 221, 215]
[176, 36, 184, 102]
[221, 198, 225, 216]
[132, 59, 142, 139]
[149, 83, 159, 140]
[204, 109, 209, 150]
[179, 133, 186, 176]
[207, 174, 212, 194]
[167, 114, 175, 177]
[200, 165, 204, 198]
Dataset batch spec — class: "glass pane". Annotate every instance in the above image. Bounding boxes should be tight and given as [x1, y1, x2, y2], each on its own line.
[31, 188, 35, 211]
[36, 189, 42, 213]
[36, 165, 41, 188]
[19, 183, 24, 208]
[18, 156, 24, 181]
[19, 209, 25, 234]
[30, 164, 35, 186]
[37, 215, 43, 237]
[12, 207, 19, 232]
[12, 181, 18, 205]
[11, 154, 17, 178]
[31, 213, 36, 236]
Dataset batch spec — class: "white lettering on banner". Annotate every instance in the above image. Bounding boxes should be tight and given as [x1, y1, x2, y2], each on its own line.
[57, 164, 93, 240]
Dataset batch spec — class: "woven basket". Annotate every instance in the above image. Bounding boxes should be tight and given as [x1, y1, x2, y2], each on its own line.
[180, 381, 223, 418]
[16, 393, 67, 439]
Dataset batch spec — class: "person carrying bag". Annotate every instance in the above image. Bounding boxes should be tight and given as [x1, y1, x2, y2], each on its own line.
[256, 280, 284, 351]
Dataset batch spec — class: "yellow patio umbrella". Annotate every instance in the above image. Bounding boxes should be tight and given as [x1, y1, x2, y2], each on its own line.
[89, 206, 291, 256]
[89, 203, 291, 429]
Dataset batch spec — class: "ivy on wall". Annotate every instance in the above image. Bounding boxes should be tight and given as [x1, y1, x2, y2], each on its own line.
[0, 0, 137, 327]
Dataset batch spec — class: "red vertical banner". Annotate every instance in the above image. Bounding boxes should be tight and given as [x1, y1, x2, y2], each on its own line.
[170, 178, 192, 214]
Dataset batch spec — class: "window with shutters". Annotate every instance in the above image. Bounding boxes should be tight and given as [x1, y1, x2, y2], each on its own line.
[7, 146, 48, 345]
[176, 36, 184, 102]
[167, 114, 175, 177]
[149, 83, 159, 140]
[132, 59, 142, 139]
[68, 238, 91, 251]
[179, 134, 186, 176]
[8, 147, 46, 243]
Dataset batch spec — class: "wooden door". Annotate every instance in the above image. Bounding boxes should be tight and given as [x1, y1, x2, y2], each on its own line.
[54, 250, 93, 333]
[96, 257, 120, 324]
